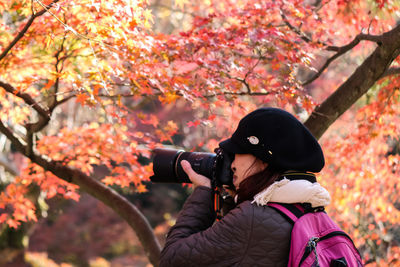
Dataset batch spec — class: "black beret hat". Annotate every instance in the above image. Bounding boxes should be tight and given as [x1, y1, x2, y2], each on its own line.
[219, 108, 325, 172]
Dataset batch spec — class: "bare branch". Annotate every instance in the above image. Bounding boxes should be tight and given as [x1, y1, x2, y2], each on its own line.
[0, 121, 26, 153]
[97, 89, 270, 99]
[49, 32, 69, 112]
[280, 9, 323, 45]
[280, 8, 386, 87]
[0, 81, 50, 120]
[25, 126, 34, 157]
[242, 54, 263, 93]
[231, 50, 273, 60]
[205, 91, 270, 98]
[380, 67, 400, 79]
[54, 33, 68, 74]
[326, 34, 383, 52]
[239, 79, 251, 93]
[99, 82, 270, 99]
[281, 7, 383, 54]
[302, 33, 385, 86]
[49, 95, 75, 112]
[0, 81, 50, 155]
[0, 0, 60, 61]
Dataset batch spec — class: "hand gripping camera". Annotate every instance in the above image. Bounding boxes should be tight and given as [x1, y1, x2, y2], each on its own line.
[150, 147, 233, 186]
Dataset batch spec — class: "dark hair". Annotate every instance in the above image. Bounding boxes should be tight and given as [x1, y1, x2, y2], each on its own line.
[236, 164, 282, 203]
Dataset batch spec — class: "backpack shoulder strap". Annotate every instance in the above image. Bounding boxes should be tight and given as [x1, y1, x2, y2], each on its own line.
[267, 203, 305, 224]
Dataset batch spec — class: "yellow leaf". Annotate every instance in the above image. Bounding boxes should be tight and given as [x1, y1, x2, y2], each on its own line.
[175, 0, 188, 10]
[143, 9, 154, 28]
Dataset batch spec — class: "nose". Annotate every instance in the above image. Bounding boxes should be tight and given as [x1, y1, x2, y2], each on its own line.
[231, 160, 236, 173]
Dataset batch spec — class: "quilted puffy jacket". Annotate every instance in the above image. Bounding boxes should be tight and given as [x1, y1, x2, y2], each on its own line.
[160, 186, 292, 267]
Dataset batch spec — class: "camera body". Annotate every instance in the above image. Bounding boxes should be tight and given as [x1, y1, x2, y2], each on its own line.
[150, 148, 233, 186]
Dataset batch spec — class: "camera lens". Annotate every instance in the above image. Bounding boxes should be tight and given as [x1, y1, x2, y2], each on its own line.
[150, 148, 216, 183]
[151, 148, 185, 183]
[175, 152, 216, 182]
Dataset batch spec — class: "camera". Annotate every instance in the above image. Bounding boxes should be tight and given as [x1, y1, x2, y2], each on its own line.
[150, 147, 233, 186]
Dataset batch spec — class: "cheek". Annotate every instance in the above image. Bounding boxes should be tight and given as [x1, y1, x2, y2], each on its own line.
[252, 163, 265, 175]
[234, 165, 251, 185]
[236, 161, 265, 185]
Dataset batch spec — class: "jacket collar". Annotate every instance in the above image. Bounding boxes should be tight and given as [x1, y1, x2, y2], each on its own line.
[252, 177, 331, 208]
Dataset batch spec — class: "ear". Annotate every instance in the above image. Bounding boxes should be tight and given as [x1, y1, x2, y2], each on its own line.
[258, 160, 268, 171]
[262, 162, 268, 170]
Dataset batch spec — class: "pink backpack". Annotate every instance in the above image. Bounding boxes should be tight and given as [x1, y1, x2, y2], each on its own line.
[268, 203, 364, 267]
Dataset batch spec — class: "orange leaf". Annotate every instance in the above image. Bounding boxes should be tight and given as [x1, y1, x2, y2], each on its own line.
[42, 80, 55, 91]
[136, 184, 147, 193]
[0, 213, 7, 223]
[7, 219, 20, 229]
[76, 93, 89, 106]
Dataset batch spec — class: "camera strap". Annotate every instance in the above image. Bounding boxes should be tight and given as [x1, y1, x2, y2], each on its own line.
[211, 176, 223, 221]
[213, 186, 223, 221]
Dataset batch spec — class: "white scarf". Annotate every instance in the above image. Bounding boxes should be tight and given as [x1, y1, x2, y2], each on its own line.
[251, 178, 331, 207]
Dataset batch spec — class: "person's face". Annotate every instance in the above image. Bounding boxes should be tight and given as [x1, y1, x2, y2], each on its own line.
[231, 154, 268, 189]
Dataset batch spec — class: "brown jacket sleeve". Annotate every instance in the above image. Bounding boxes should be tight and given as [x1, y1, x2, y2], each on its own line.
[159, 186, 292, 267]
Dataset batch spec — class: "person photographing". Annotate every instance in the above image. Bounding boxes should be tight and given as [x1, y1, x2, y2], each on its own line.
[159, 107, 361, 267]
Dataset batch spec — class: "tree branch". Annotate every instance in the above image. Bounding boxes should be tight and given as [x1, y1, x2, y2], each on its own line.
[0, 80, 51, 157]
[0, 0, 60, 61]
[326, 34, 383, 52]
[305, 24, 400, 140]
[231, 50, 273, 61]
[12, 149, 161, 266]
[97, 89, 271, 99]
[0, 121, 26, 153]
[0, 81, 50, 120]
[1, 78, 162, 265]
[0, 80, 51, 148]
[302, 33, 385, 86]
[49, 95, 75, 112]
[380, 67, 400, 79]
[280, 8, 387, 87]
[205, 91, 270, 98]
[281, 7, 383, 55]
[241, 54, 263, 93]
[49, 32, 69, 112]
[1, 109, 162, 266]
[1, 87, 162, 264]
[280, 9, 325, 46]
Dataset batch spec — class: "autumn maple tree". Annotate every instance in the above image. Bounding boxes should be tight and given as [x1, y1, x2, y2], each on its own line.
[1, 0, 400, 266]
